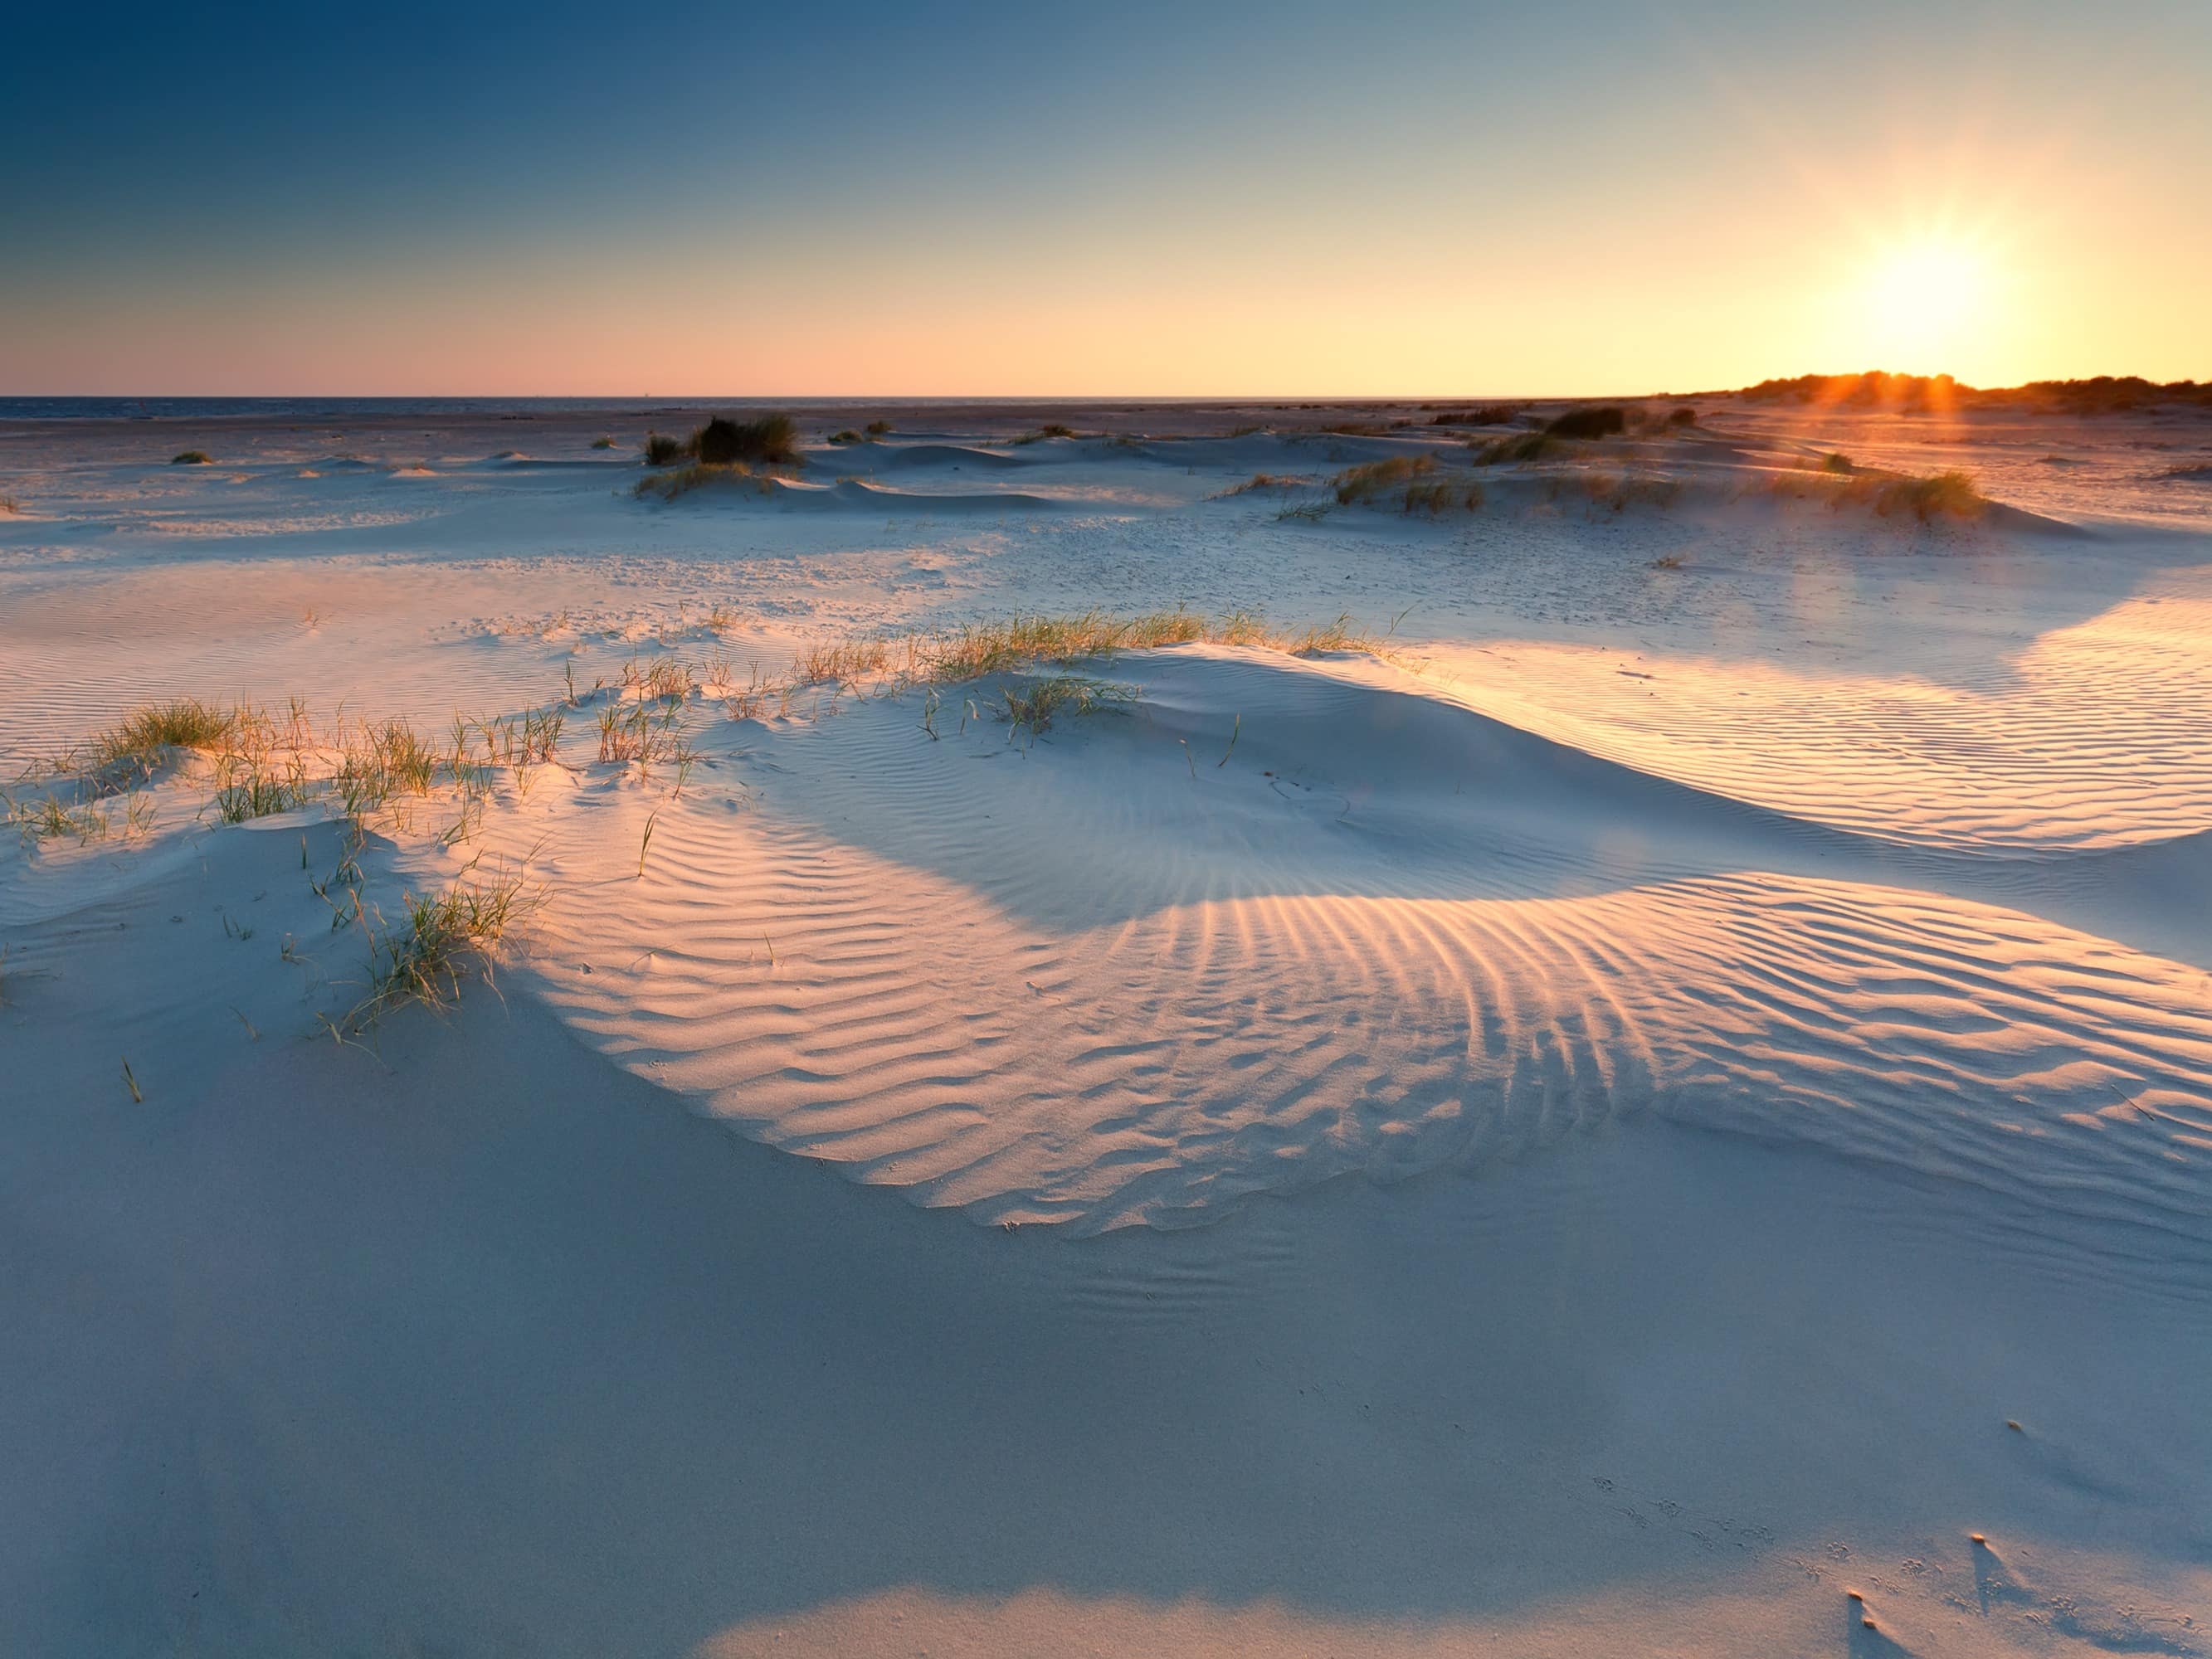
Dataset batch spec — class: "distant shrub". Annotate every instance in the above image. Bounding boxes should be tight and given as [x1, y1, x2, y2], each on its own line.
[1012, 422, 1077, 445]
[694, 413, 799, 466]
[827, 429, 863, 445]
[1333, 455, 1435, 504]
[591, 436, 618, 450]
[1821, 451, 1853, 474]
[865, 419, 892, 435]
[1472, 431, 1558, 465]
[1542, 406, 1627, 440]
[642, 431, 689, 466]
[171, 450, 212, 465]
[1665, 407, 1698, 427]
[1874, 469, 1985, 522]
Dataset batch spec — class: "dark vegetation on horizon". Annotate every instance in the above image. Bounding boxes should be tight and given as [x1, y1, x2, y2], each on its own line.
[1725, 371, 2212, 414]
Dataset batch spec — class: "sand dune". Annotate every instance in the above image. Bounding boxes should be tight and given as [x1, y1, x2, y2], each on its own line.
[3, 396, 2210, 1656]
[431, 648, 2211, 1238]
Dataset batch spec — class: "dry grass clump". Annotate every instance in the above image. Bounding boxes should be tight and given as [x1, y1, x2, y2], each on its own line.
[1471, 431, 1559, 465]
[1751, 465, 1987, 522]
[724, 663, 797, 722]
[1331, 456, 1485, 514]
[865, 418, 893, 436]
[622, 655, 696, 703]
[1011, 422, 1077, 445]
[334, 718, 440, 818]
[7, 789, 157, 845]
[592, 435, 619, 450]
[85, 698, 238, 781]
[1213, 610, 1371, 654]
[1822, 451, 1854, 474]
[1874, 469, 1986, 521]
[1402, 479, 1485, 514]
[770, 608, 1387, 711]
[1216, 473, 1308, 498]
[1333, 455, 1435, 504]
[346, 859, 538, 1030]
[795, 636, 901, 684]
[634, 463, 777, 502]
[207, 703, 319, 823]
[1000, 675, 1138, 737]
[596, 699, 695, 782]
[478, 707, 566, 766]
[643, 431, 689, 466]
[215, 767, 312, 824]
[171, 450, 213, 465]
[827, 428, 863, 445]
[923, 610, 1209, 679]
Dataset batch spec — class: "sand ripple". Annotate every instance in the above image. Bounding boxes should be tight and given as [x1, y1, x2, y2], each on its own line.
[487, 652, 2212, 1234]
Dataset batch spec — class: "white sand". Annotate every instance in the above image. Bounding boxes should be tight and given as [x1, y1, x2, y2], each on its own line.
[2, 398, 2209, 1655]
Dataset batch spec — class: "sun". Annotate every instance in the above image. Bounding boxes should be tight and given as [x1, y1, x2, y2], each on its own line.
[1855, 236, 2000, 374]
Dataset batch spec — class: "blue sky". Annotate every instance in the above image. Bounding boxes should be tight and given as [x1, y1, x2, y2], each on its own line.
[4, 1, 2207, 392]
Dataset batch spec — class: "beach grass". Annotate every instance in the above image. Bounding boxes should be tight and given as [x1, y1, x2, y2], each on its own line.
[1752, 464, 1987, 520]
[634, 462, 777, 501]
[1472, 431, 1560, 465]
[1331, 457, 1484, 513]
[1001, 675, 1138, 737]
[1875, 469, 1986, 520]
[347, 860, 537, 1029]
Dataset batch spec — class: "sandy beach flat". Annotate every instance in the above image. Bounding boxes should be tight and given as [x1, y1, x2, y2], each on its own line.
[3, 396, 2210, 1656]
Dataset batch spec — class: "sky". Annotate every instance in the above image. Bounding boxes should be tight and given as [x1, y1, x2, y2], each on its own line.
[2, 0, 2208, 396]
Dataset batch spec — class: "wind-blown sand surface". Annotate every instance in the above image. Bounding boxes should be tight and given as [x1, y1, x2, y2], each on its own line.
[3, 397, 2210, 1656]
